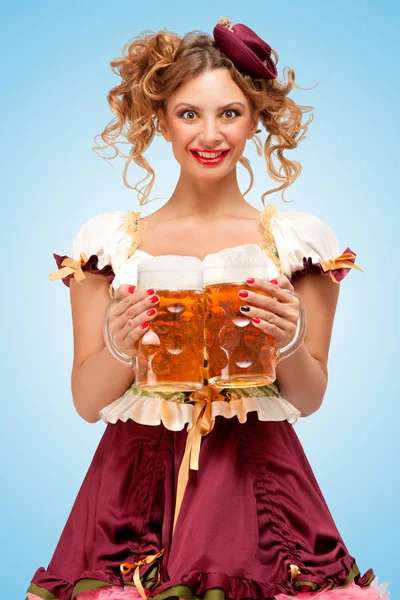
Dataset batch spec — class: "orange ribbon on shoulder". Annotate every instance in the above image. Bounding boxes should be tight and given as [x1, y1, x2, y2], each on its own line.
[48, 253, 89, 284]
[172, 383, 226, 537]
[319, 252, 363, 283]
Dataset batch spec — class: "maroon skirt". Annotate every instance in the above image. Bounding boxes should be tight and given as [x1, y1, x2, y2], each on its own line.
[25, 411, 381, 600]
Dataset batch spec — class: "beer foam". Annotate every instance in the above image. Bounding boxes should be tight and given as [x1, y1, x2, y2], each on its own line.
[138, 255, 203, 290]
[203, 244, 273, 285]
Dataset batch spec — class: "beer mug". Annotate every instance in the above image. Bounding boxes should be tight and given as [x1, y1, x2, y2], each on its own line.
[203, 245, 306, 387]
[104, 255, 205, 392]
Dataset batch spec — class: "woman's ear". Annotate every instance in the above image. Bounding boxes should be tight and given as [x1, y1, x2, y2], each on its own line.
[157, 112, 171, 142]
[247, 109, 261, 140]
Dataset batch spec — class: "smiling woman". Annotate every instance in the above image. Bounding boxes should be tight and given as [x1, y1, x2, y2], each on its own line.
[161, 74, 257, 172]
[26, 16, 390, 600]
[91, 22, 313, 206]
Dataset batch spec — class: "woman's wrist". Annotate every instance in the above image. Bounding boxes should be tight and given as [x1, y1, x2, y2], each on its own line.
[73, 346, 136, 423]
[275, 341, 327, 417]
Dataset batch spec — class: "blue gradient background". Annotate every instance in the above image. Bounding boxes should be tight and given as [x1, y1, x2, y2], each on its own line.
[1, 1, 398, 597]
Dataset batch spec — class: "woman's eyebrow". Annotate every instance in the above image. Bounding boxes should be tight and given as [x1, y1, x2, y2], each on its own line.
[173, 102, 246, 111]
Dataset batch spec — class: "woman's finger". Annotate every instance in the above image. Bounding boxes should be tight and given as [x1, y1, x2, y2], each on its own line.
[239, 291, 299, 321]
[251, 313, 297, 349]
[111, 285, 156, 318]
[241, 303, 299, 327]
[244, 275, 295, 304]
[120, 305, 158, 344]
[116, 293, 160, 336]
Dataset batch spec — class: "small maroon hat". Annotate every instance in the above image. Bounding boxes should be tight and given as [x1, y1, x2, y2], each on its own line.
[213, 17, 278, 80]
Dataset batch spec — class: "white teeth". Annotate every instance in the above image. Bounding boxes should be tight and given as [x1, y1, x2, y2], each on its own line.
[195, 151, 224, 158]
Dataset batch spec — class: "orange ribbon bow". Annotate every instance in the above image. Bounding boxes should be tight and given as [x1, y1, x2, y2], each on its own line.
[319, 252, 363, 283]
[48, 253, 89, 284]
[172, 383, 226, 537]
[289, 563, 302, 583]
[120, 548, 165, 600]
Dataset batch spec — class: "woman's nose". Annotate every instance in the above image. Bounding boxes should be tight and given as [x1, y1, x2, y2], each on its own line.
[199, 118, 222, 146]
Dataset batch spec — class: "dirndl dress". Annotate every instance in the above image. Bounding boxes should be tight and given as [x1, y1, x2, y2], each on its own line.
[25, 206, 391, 600]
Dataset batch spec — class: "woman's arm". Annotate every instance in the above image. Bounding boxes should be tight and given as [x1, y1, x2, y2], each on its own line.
[70, 272, 136, 423]
[275, 272, 340, 417]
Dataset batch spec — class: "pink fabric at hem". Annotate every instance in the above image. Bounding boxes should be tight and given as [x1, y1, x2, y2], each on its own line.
[75, 588, 145, 599]
[27, 586, 145, 600]
[26, 577, 391, 600]
[275, 578, 390, 599]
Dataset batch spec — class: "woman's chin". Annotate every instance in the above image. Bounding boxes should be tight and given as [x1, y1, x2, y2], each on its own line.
[183, 163, 236, 181]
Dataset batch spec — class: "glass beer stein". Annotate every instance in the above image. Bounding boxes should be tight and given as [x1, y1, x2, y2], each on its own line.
[203, 246, 306, 388]
[104, 255, 205, 392]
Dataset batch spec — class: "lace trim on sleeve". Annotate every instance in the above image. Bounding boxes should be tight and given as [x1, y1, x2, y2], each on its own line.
[121, 210, 142, 259]
[259, 204, 284, 276]
[108, 210, 142, 298]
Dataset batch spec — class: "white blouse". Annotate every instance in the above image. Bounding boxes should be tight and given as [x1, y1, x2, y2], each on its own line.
[49, 205, 362, 429]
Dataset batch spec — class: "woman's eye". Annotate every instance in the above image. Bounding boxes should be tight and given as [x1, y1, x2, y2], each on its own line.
[179, 109, 241, 120]
[221, 109, 239, 119]
[180, 110, 198, 120]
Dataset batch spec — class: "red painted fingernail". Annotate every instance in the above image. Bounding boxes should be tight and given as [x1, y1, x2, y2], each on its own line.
[150, 294, 159, 304]
[141, 322, 149, 329]
[128, 285, 136, 294]
[270, 279, 278, 285]
[252, 317, 261, 324]
[146, 308, 157, 316]
[246, 277, 255, 284]
[238, 290, 249, 298]
[146, 288, 155, 295]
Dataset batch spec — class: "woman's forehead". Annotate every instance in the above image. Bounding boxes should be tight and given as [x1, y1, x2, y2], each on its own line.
[166, 70, 250, 110]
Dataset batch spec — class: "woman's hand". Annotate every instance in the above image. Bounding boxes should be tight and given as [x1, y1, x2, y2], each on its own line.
[237, 275, 301, 350]
[108, 284, 160, 357]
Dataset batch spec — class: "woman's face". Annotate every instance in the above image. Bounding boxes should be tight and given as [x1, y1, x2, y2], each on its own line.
[158, 68, 259, 179]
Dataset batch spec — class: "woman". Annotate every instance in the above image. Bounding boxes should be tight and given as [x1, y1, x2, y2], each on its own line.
[26, 18, 390, 600]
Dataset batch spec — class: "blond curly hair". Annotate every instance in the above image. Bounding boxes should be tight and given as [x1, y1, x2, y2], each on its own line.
[93, 27, 318, 206]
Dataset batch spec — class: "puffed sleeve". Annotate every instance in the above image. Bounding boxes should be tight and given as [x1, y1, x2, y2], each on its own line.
[270, 210, 363, 283]
[48, 211, 127, 288]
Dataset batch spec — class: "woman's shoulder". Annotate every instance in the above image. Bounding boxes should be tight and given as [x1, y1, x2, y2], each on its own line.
[74, 209, 143, 250]
[75, 209, 135, 238]
[271, 208, 340, 250]
[48, 209, 138, 288]
[269, 207, 362, 284]
[272, 206, 335, 228]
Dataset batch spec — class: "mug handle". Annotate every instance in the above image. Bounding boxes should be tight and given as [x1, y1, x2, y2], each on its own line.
[103, 297, 135, 368]
[274, 290, 307, 362]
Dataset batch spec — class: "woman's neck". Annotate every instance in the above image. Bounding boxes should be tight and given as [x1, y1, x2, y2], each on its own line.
[157, 168, 257, 219]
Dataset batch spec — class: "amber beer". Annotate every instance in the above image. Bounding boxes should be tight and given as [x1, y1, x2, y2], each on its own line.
[133, 255, 205, 391]
[104, 255, 205, 391]
[203, 246, 305, 387]
[204, 281, 278, 387]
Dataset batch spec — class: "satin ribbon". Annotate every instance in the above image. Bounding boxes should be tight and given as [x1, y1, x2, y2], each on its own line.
[48, 253, 89, 284]
[120, 385, 303, 596]
[119, 384, 226, 597]
[120, 547, 165, 600]
[172, 383, 226, 537]
[289, 563, 302, 583]
[319, 252, 363, 283]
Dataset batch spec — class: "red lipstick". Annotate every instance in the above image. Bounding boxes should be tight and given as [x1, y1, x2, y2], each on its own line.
[189, 148, 231, 166]
[190, 148, 231, 152]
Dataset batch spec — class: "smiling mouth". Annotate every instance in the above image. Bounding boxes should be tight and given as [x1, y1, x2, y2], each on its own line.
[189, 149, 231, 165]
[190, 149, 231, 158]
